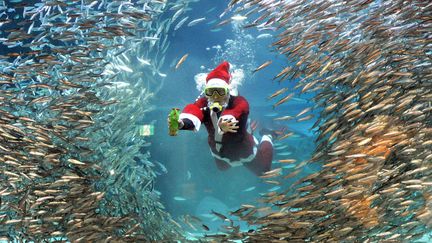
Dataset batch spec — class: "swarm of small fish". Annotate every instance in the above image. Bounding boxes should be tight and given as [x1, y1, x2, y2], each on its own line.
[203, 0, 431, 242]
[0, 0, 198, 241]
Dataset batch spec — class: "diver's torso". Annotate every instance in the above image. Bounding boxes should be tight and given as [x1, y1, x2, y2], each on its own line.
[202, 96, 255, 161]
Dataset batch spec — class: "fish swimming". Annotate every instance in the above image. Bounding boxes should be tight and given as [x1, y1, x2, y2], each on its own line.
[210, 0, 432, 242]
[187, 17, 206, 27]
[174, 196, 187, 201]
[175, 53, 189, 69]
[253, 60, 272, 73]
[267, 87, 288, 100]
[273, 93, 294, 109]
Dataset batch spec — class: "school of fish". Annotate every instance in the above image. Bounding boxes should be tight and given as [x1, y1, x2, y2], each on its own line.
[0, 0, 207, 241]
[202, 0, 431, 242]
[0, 0, 430, 241]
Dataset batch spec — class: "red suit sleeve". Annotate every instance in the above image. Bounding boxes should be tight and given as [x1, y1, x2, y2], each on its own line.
[179, 97, 207, 131]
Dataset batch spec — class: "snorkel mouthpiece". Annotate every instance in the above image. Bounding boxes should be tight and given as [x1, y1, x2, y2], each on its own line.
[210, 102, 223, 113]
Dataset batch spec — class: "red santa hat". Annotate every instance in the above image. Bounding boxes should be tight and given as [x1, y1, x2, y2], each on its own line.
[205, 61, 231, 88]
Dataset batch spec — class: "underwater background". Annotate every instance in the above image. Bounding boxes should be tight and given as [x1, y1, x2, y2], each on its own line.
[0, 0, 430, 242]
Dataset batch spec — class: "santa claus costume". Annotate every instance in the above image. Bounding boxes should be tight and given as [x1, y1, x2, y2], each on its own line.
[179, 61, 273, 176]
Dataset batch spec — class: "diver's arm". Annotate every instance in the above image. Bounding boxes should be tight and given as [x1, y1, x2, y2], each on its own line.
[218, 96, 249, 134]
[178, 97, 207, 132]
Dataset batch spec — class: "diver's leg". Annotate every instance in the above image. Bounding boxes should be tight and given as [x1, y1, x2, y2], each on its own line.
[245, 135, 273, 176]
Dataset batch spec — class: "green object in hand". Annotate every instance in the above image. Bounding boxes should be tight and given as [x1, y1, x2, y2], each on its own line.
[169, 108, 180, 136]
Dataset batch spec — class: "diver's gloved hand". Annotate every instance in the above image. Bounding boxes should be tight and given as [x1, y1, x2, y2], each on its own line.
[218, 118, 239, 133]
[178, 119, 184, 129]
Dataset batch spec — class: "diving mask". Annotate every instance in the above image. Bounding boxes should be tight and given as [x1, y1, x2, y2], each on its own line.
[204, 87, 228, 97]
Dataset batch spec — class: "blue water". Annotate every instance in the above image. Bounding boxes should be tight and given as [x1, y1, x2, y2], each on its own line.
[1, 0, 429, 241]
[146, 0, 432, 239]
[145, 0, 320, 235]
[0, 0, 319, 239]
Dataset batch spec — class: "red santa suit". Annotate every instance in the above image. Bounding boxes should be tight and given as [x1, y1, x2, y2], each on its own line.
[178, 61, 273, 176]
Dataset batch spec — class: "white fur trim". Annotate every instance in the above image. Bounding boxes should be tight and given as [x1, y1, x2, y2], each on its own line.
[210, 149, 257, 167]
[206, 78, 229, 88]
[195, 67, 244, 96]
[261, 135, 273, 145]
[253, 135, 258, 145]
[179, 113, 201, 132]
[210, 110, 223, 152]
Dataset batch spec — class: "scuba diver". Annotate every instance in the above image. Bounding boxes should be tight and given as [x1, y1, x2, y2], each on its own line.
[168, 61, 276, 176]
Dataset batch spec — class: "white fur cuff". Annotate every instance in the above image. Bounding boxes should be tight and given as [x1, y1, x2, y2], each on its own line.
[261, 135, 273, 145]
[179, 113, 201, 132]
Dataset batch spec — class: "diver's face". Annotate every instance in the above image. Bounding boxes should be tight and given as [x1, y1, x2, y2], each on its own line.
[205, 86, 229, 105]
[208, 92, 228, 105]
